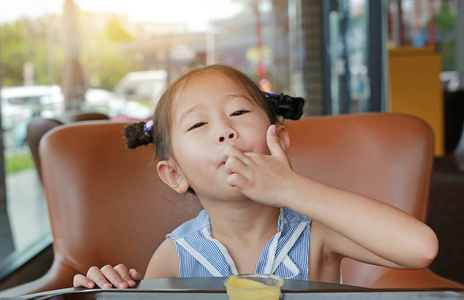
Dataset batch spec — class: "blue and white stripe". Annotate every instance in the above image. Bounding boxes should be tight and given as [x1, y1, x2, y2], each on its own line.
[167, 207, 311, 279]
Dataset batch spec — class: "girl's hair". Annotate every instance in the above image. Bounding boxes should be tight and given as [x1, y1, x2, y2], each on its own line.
[125, 64, 305, 161]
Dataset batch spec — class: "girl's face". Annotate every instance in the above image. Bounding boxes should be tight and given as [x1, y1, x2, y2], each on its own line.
[160, 70, 272, 202]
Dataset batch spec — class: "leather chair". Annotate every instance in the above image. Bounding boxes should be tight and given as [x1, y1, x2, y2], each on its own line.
[286, 113, 463, 289]
[1, 113, 462, 297]
[26, 112, 110, 182]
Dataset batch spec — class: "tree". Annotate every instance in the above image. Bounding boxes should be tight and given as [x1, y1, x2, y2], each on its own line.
[81, 18, 137, 90]
[1, 14, 138, 91]
[81, 30, 136, 90]
[0, 17, 64, 87]
[0, 21, 29, 86]
[106, 18, 133, 43]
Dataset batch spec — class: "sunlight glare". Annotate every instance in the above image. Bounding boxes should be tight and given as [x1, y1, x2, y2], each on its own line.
[0, 0, 243, 29]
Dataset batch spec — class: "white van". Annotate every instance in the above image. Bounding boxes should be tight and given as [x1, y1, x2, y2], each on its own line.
[114, 70, 167, 103]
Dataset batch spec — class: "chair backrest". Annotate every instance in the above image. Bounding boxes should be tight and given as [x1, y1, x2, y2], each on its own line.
[55, 112, 110, 124]
[26, 117, 63, 182]
[286, 113, 436, 287]
[40, 120, 202, 277]
[26, 112, 110, 182]
[2, 113, 461, 297]
[287, 113, 433, 223]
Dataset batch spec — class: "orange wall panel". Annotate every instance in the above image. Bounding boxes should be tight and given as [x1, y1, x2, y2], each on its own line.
[388, 47, 444, 156]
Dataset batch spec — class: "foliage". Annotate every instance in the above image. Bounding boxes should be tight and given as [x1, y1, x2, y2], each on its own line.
[435, 4, 455, 31]
[434, 4, 456, 71]
[0, 14, 138, 91]
[81, 25, 137, 90]
[4, 151, 35, 175]
[438, 39, 455, 71]
[0, 17, 64, 87]
[106, 19, 133, 42]
[0, 22, 26, 86]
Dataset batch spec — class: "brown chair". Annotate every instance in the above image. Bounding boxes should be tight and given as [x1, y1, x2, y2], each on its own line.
[26, 112, 110, 182]
[1, 113, 462, 297]
[285, 113, 463, 289]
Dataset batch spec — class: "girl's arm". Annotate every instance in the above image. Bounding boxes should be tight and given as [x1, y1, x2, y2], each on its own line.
[286, 173, 438, 269]
[225, 125, 438, 270]
[144, 238, 180, 279]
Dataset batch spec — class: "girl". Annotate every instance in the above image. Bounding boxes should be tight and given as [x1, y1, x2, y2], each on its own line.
[73, 64, 438, 290]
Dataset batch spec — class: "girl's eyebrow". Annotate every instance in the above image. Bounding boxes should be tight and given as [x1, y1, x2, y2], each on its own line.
[179, 104, 204, 123]
[225, 94, 253, 103]
[178, 94, 252, 123]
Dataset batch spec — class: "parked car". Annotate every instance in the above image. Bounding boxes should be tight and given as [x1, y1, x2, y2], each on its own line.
[1, 85, 64, 148]
[82, 88, 152, 120]
[114, 70, 167, 103]
[1, 85, 153, 149]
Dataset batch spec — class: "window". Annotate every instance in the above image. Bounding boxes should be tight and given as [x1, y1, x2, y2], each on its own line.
[0, 0, 390, 279]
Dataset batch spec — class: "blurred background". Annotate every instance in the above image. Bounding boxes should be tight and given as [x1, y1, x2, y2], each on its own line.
[0, 0, 463, 289]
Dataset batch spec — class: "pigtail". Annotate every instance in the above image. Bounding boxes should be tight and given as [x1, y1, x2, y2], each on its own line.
[124, 120, 154, 149]
[264, 92, 305, 120]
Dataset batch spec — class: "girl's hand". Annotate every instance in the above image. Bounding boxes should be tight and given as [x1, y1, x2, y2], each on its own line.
[73, 264, 141, 289]
[224, 124, 295, 206]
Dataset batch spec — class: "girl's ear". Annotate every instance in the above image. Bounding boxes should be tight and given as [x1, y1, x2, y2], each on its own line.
[277, 125, 290, 152]
[157, 160, 190, 194]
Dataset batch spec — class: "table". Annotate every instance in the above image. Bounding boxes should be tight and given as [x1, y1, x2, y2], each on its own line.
[13, 278, 464, 300]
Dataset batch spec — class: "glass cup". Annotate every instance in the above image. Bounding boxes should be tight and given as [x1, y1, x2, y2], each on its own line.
[224, 274, 284, 300]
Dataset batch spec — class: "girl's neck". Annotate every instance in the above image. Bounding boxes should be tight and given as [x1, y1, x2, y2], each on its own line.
[203, 200, 281, 242]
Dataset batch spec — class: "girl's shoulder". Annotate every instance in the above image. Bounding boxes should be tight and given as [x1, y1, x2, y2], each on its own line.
[167, 209, 210, 240]
[281, 207, 311, 225]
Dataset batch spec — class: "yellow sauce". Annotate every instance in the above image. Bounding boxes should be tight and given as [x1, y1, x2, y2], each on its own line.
[225, 276, 282, 300]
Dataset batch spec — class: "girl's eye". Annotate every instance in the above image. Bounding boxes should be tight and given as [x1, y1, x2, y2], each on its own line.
[230, 110, 249, 117]
[188, 122, 207, 131]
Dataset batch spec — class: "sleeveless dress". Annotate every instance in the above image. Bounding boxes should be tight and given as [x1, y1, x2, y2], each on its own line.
[167, 207, 311, 279]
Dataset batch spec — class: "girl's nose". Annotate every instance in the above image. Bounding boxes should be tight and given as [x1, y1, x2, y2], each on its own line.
[219, 132, 235, 143]
[218, 128, 238, 143]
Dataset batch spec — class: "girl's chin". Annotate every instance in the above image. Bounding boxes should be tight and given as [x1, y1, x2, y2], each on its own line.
[216, 186, 250, 201]
[194, 184, 245, 201]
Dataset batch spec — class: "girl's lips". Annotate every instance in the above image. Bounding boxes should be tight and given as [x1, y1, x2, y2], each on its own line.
[218, 144, 251, 168]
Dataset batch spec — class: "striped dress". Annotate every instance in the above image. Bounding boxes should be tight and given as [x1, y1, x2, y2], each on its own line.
[167, 207, 311, 279]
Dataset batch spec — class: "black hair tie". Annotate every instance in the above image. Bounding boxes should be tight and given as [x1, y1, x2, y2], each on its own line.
[124, 121, 154, 149]
[263, 92, 305, 120]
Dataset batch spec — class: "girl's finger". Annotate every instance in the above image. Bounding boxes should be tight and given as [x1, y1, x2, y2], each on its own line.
[224, 154, 248, 176]
[128, 269, 142, 281]
[266, 125, 286, 157]
[73, 274, 95, 289]
[99, 265, 130, 289]
[226, 173, 247, 189]
[114, 264, 137, 287]
[86, 266, 114, 289]
[222, 144, 249, 165]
